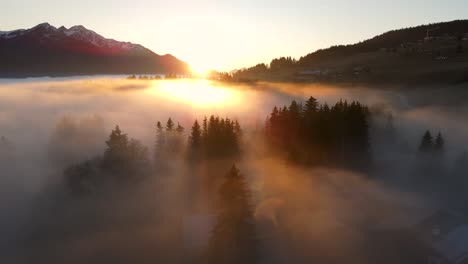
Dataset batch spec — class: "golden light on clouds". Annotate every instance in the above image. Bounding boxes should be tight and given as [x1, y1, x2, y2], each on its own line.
[152, 79, 242, 107]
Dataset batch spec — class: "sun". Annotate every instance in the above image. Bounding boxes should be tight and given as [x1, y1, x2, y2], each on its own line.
[190, 64, 211, 77]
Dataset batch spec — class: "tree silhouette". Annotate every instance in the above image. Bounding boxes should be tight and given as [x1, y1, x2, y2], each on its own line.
[206, 165, 257, 264]
[304, 96, 318, 115]
[176, 122, 184, 133]
[155, 121, 165, 151]
[163, 118, 184, 157]
[102, 125, 149, 177]
[103, 125, 129, 168]
[418, 130, 433, 153]
[66, 125, 149, 194]
[188, 120, 202, 160]
[234, 120, 242, 137]
[166, 118, 175, 131]
[202, 116, 208, 140]
[154, 121, 166, 167]
[434, 132, 444, 153]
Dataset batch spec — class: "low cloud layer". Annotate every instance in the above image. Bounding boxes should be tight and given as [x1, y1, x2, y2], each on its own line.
[1, 78, 467, 263]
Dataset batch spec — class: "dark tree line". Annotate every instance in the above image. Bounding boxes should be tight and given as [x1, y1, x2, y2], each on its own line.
[188, 116, 242, 160]
[418, 130, 444, 154]
[65, 115, 242, 194]
[265, 96, 370, 170]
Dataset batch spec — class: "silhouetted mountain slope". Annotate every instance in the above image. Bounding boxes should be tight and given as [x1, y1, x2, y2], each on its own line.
[0, 23, 189, 77]
[299, 20, 468, 65]
[231, 20, 468, 84]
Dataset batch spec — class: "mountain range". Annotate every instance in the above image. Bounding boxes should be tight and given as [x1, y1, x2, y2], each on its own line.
[0, 23, 189, 77]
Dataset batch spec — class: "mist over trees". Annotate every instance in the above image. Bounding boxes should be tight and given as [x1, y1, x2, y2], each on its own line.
[48, 115, 106, 166]
[15, 92, 459, 264]
[65, 125, 150, 194]
[153, 118, 186, 171]
[6, 92, 468, 264]
[205, 165, 257, 264]
[64, 115, 242, 194]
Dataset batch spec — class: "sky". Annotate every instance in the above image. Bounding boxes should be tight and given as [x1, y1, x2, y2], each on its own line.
[2, 0, 467, 72]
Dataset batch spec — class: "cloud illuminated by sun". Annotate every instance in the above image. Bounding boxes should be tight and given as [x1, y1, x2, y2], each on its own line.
[150, 79, 241, 107]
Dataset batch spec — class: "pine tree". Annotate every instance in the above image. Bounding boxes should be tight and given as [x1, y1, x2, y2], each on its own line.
[101, 125, 149, 177]
[166, 118, 174, 131]
[206, 165, 257, 264]
[202, 116, 208, 139]
[104, 125, 129, 163]
[234, 120, 242, 137]
[188, 120, 202, 159]
[176, 122, 184, 133]
[271, 106, 279, 121]
[419, 130, 433, 153]
[154, 121, 166, 166]
[155, 121, 165, 149]
[164, 118, 184, 157]
[322, 103, 330, 112]
[288, 100, 301, 119]
[304, 96, 318, 115]
[434, 132, 444, 153]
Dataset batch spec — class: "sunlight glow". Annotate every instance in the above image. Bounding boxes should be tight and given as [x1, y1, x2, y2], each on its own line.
[190, 64, 211, 77]
[152, 80, 241, 107]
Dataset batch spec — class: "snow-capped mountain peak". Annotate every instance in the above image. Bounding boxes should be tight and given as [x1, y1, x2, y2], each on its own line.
[0, 23, 150, 54]
[31, 22, 56, 31]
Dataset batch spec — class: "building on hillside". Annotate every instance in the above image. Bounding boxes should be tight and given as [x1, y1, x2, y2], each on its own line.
[463, 33, 468, 41]
[295, 69, 330, 81]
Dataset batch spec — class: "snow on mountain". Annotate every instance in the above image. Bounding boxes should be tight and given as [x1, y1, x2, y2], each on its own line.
[0, 22, 190, 77]
[0, 29, 26, 39]
[0, 23, 148, 54]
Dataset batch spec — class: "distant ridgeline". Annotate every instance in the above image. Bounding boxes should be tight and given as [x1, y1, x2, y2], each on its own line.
[213, 20, 468, 84]
[265, 97, 370, 170]
[0, 23, 189, 77]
